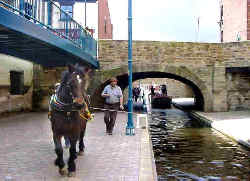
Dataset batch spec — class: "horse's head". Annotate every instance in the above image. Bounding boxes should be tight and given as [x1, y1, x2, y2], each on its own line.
[58, 64, 85, 105]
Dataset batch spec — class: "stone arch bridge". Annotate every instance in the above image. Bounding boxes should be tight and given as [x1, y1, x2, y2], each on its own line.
[88, 40, 250, 112]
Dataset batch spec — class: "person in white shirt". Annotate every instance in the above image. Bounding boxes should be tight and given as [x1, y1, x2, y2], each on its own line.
[101, 77, 124, 135]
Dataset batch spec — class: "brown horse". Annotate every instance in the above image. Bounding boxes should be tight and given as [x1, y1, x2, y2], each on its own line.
[49, 64, 90, 177]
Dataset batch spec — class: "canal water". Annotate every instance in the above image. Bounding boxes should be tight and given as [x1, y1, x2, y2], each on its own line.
[149, 107, 250, 180]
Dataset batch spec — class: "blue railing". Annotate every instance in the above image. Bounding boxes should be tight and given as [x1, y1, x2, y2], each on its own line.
[0, 0, 97, 58]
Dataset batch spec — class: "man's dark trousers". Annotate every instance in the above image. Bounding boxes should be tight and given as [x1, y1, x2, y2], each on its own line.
[104, 103, 120, 134]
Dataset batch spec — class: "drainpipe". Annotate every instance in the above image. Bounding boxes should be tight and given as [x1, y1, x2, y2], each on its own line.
[126, 0, 135, 135]
[211, 62, 215, 112]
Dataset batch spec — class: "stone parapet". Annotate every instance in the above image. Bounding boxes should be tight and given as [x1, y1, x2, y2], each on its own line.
[95, 40, 250, 112]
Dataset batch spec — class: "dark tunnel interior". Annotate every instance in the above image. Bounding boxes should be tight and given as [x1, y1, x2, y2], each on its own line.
[115, 71, 204, 111]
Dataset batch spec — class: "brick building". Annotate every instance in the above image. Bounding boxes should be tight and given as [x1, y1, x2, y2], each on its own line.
[220, 0, 248, 42]
[98, 0, 113, 39]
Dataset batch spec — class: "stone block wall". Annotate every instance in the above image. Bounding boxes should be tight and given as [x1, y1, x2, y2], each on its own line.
[38, 68, 62, 110]
[2, 40, 250, 114]
[0, 54, 33, 115]
[38, 66, 93, 110]
[97, 40, 219, 111]
[227, 72, 250, 110]
[0, 87, 33, 114]
[97, 40, 250, 112]
[212, 66, 227, 111]
[98, 41, 218, 69]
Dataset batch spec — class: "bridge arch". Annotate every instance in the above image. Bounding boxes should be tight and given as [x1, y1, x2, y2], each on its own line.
[90, 63, 212, 112]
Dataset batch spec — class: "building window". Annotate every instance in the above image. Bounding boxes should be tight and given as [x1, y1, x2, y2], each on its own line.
[9, 71, 24, 95]
[60, 5, 73, 21]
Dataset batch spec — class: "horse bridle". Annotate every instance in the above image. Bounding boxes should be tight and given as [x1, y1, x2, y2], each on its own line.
[49, 71, 87, 116]
[58, 71, 83, 105]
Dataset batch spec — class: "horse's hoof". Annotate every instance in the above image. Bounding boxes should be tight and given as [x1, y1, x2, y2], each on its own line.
[68, 171, 76, 177]
[78, 151, 84, 156]
[59, 167, 68, 176]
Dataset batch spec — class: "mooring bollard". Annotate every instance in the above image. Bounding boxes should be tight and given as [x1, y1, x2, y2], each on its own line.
[136, 114, 148, 129]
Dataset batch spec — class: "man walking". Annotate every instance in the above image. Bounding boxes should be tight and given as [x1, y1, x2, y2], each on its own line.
[101, 77, 124, 135]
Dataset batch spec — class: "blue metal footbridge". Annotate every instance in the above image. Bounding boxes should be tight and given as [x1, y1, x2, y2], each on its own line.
[0, 0, 99, 68]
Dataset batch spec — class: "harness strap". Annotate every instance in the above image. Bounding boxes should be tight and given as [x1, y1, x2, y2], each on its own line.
[50, 94, 75, 112]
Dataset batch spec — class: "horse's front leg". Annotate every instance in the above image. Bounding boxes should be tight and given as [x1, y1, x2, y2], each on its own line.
[78, 119, 87, 156]
[68, 138, 77, 177]
[78, 130, 85, 156]
[53, 135, 67, 176]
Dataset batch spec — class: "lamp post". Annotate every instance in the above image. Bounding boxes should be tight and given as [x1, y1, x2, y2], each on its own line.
[126, 0, 135, 135]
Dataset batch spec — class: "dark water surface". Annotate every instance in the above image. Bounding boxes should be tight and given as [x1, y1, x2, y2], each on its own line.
[149, 108, 250, 181]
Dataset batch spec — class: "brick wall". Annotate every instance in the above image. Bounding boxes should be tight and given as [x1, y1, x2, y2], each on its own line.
[248, 0, 250, 39]
[98, 0, 113, 39]
[223, 0, 247, 42]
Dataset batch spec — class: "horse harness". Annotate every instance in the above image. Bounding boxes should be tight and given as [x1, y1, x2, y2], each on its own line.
[49, 89, 91, 121]
[50, 94, 80, 115]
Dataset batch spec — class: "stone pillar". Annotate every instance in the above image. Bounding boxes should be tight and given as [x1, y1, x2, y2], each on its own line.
[87, 70, 106, 108]
[212, 66, 228, 111]
[32, 64, 43, 110]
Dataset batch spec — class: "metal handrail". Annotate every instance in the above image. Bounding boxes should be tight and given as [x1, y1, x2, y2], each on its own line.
[0, 0, 97, 58]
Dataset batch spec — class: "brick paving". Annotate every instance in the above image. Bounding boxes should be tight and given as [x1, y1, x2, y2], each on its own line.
[0, 112, 156, 181]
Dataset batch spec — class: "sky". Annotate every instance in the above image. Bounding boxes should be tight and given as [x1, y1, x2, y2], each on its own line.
[75, 0, 221, 43]
[108, 0, 221, 43]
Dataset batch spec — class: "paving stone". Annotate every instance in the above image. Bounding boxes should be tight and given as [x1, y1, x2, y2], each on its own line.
[0, 112, 157, 181]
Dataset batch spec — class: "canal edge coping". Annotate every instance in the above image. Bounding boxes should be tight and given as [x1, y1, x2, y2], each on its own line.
[138, 116, 158, 181]
[190, 111, 250, 149]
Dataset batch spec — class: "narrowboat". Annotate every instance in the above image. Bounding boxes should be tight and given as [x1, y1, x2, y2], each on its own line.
[150, 84, 172, 109]
[151, 94, 172, 109]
